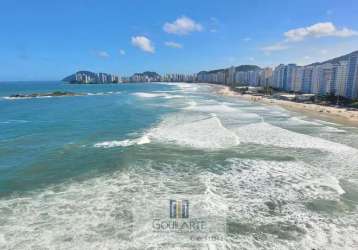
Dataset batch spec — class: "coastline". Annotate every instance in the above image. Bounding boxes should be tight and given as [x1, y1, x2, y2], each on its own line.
[212, 84, 358, 127]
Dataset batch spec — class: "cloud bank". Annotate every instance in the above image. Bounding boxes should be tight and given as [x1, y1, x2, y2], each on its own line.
[261, 22, 358, 54]
[284, 22, 358, 42]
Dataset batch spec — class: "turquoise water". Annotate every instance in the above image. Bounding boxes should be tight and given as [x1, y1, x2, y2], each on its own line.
[1, 81, 358, 249]
[0, 82, 176, 196]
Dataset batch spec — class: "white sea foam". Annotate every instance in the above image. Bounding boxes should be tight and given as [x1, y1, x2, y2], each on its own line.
[288, 116, 322, 126]
[152, 90, 178, 93]
[283, 117, 346, 133]
[1, 156, 358, 249]
[86, 92, 104, 96]
[146, 113, 240, 149]
[133, 92, 183, 99]
[184, 103, 237, 113]
[133, 92, 164, 98]
[163, 82, 200, 92]
[0, 119, 30, 124]
[2, 82, 358, 249]
[3, 96, 31, 100]
[0, 164, 230, 249]
[234, 122, 354, 153]
[3, 95, 57, 100]
[94, 135, 151, 148]
[321, 126, 346, 133]
[205, 158, 358, 249]
[86, 91, 121, 96]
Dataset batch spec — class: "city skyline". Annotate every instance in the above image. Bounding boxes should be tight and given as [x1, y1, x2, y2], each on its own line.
[1, 0, 358, 81]
[62, 49, 358, 99]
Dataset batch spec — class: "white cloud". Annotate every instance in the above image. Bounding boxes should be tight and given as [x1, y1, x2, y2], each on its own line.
[261, 22, 358, 55]
[95, 51, 110, 59]
[163, 16, 203, 35]
[248, 57, 255, 61]
[261, 43, 289, 54]
[164, 41, 183, 48]
[284, 22, 358, 42]
[131, 36, 155, 53]
[243, 37, 252, 42]
[119, 49, 126, 55]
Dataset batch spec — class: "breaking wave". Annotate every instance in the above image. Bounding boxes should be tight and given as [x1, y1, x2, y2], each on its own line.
[145, 113, 240, 150]
[133, 92, 184, 99]
[94, 135, 150, 148]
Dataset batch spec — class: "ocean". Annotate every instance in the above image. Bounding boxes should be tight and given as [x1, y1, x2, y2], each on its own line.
[0, 81, 358, 249]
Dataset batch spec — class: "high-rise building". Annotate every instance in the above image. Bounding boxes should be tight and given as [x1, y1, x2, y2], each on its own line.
[227, 66, 236, 86]
[285, 64, 298, 91]
[272, 64, 285, 89]
[293, 66, 304, 92]
[345, 53, 358, 99]
[302, 66, 314, 93]
[314, 63, 334, 95]
[332, 61, 348, 97]
[260, 67, 273, 87]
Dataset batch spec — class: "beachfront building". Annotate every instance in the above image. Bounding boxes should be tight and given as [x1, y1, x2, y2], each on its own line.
[345, 53, 358, 99]
[197, 66, 267, 87]
[196, 51, 358, 99]
[227, 66, 236, 86]
[272, 64, 285, 89]
[301, 66, 314, 93]
[293, 66, 304, 92]
[272, 63, 311, 93]
[310, 63, 334, 95]
[285, 64, 297, 91]
[333, 61, 348, 97]
[320, 64, 334, 95]
[260, 67, 273, 88]
[272, 64, 298, 91]
[270, 51, 358, 99]
[234, 71, 247, 85]
[161, 73, 197, 82]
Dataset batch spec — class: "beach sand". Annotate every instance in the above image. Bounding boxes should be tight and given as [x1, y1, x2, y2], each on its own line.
[213, 84, 358, 126]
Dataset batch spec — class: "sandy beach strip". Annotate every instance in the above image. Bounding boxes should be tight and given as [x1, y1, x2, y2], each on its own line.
[212, 84, 358, 126]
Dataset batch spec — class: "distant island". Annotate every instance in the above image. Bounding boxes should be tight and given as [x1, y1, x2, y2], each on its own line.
[7, 91, 83, 99]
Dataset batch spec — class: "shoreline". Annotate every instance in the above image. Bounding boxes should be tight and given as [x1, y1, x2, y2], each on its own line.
[211, 84, 358, 127]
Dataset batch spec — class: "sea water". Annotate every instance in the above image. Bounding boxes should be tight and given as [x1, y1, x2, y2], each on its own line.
[0, 81, 358, 249]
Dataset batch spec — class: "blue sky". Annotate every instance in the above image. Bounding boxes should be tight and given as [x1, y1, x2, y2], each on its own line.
[1, 0, 358, 81]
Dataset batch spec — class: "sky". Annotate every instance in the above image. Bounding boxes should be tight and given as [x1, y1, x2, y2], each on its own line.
[1, 0, 358, 81]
